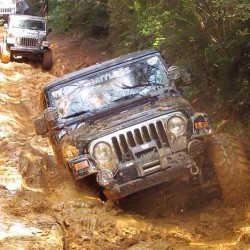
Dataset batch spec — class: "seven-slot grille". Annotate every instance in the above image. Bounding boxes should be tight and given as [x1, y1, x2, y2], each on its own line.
[21, 37, 37, 47]
[111, 120, 170, 162]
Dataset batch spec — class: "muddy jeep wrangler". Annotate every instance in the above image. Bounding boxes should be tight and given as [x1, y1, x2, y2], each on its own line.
[34, 49, 249, 202]
[0, 14, 53, 70]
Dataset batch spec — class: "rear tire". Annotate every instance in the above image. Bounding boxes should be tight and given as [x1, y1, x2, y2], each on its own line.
[204, 134, 250, 201]
[42, 48, 53, 70]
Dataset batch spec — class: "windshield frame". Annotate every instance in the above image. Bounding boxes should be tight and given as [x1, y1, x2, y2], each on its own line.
[45, 53, 169, 122]
[9, 18, 46, 31]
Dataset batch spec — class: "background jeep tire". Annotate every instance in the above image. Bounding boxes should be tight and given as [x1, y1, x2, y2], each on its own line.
[205, 133, 250, 201]
[42, 48, 53, 70]
[1, 42, 11, 63]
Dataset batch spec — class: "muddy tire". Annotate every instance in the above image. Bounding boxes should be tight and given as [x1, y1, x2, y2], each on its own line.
[1, 42, 11, 63]
[205, 134, 250, 201]
[42, 48, 53, 70]
[49, 136, 64, 166]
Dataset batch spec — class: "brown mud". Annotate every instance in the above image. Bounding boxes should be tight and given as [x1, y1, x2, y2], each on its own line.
[0, 29, 249, 249]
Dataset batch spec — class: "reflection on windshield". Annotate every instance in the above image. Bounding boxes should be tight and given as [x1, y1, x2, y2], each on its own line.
[50, 56, 169, 119]
[10, 20, 45, 31]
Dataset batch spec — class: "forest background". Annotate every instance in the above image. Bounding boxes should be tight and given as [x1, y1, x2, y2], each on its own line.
[27, 0, 250, 135]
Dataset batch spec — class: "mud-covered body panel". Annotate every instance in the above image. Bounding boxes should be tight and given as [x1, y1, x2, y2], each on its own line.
[34, 49, 213, 200]
[61, 97, 194, 143]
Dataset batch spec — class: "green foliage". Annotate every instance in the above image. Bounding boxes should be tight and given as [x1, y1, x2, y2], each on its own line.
[48, 0, 108, 35]
[108, 0, 249, 113]
[108, 0, 170, 55]
[35, 0, 249, 117]
[194, 0, 250, 109]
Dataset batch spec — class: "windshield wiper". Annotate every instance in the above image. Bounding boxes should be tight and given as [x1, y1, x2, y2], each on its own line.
[63, 110, 90, 119]
[122, 83, 164, 89]
[112, 93, 142, 102]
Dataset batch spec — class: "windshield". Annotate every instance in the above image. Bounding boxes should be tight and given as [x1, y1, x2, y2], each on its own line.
[10, 19, 45, 31]
[50, 55, 169, 120]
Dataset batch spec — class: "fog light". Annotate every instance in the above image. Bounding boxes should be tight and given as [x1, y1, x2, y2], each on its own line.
[97, 169, 114, 187]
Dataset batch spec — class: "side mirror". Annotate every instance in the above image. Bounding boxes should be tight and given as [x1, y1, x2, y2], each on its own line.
[33, 117, 48, 136]
[47, 27, 52, 33]
[167, 66, 181, 80]
[167, 66, 193, 86]
[44, 107, 58, 121]
[3, 23, 8, 29]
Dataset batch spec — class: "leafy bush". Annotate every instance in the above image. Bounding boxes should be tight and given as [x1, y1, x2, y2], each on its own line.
[47, 0, 249, 120]
[48, 0, 108, 36]
[108, 0, 249, 115]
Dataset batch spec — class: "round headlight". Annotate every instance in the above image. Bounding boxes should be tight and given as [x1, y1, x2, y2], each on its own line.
[16, 37, 21, 43]
[37, 38, 42, 45]
[166, 115, 186, 135]
[93, 142, 112, 161]
[96, 169, 114, 187]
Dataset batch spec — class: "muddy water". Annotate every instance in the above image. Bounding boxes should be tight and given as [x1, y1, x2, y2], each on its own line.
[0, 30, 249, 249]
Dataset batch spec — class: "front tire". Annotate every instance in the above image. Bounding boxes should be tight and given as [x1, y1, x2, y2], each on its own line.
[204, 134, 250, 201]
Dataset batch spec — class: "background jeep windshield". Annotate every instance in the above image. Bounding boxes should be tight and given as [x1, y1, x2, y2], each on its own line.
[10, 19, 45, 31]
[50, 55, 169, 119]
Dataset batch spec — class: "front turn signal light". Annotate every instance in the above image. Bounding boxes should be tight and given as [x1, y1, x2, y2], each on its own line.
[73, 160, 90, 172]
[194, 121, 209, 129]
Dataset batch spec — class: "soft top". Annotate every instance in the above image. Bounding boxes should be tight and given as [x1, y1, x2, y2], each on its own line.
[44, 48, 160, 91]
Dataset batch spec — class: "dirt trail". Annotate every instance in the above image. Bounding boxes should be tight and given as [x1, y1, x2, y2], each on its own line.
[0, 30, 249, 250]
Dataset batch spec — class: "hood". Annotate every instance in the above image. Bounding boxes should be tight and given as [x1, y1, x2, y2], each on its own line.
[9, 29, 46, 38]
[62, 97, 194, 144]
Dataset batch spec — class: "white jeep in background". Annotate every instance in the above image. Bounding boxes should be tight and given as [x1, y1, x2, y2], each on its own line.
[0, 14, 53, 70]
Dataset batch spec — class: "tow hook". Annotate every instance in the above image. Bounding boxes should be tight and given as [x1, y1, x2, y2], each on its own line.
[187, 162, 199, 175]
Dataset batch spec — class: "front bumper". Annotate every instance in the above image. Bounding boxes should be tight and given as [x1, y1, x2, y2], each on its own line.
[10, 46, 47, 54]
[104, 164, 190, 200]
